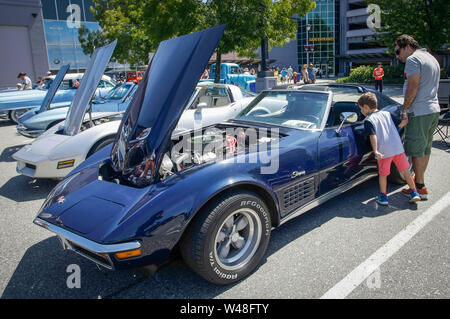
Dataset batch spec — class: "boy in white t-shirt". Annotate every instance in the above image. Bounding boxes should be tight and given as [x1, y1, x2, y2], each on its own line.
[357, 92, 420, 206]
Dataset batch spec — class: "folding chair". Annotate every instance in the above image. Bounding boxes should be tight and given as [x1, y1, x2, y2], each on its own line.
[434, 112, 450, 147]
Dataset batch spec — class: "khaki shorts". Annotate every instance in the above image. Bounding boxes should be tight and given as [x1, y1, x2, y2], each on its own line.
[404, 112, 439, 157]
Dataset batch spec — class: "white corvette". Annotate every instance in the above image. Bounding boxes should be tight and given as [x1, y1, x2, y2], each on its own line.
[13, 79, 255, 179]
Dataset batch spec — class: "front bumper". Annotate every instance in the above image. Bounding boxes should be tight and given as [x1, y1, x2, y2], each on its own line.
[14, 155, 75, 179]
[33, 217, 141, 270]
[16, 124, 44, 138]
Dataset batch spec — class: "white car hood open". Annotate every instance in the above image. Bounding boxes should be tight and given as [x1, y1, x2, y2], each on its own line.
[64, 41, 116, 136]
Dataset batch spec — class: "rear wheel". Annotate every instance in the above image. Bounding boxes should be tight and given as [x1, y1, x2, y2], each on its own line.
[180, 191, 271, 285]
[8, 109, 29, 123]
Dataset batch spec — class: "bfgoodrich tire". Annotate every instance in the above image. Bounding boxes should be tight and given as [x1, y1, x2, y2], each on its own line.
[180, 191, 272, 285]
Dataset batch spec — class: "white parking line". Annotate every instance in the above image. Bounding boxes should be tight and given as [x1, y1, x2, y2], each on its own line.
[321, 190, 450, 299]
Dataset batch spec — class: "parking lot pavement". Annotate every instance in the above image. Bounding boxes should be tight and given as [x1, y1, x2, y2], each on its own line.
[0, 115, 448, 299]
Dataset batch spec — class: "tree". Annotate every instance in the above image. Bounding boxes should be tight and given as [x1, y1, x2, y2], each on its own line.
[203, 0, 315, 82]
[79, 0, 204, 66]
[368, 0, 450, 53]
[79, 0, 316, 79]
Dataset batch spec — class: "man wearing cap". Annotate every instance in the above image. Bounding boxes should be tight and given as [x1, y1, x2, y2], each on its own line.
[17, 72, 32, 90]
[373, 62, 384, 93]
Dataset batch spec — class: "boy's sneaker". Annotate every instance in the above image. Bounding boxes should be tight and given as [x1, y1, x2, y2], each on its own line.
[376, 193, 389, 206]
[402, 185, 428, 200]
[408, 190, 421, 203]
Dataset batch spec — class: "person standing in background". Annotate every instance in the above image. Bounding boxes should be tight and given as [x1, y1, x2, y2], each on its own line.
[287, 66, 293, 83]
[307, 63, 316, 83]
[281, 67, 287, 83]
[373, 62, 384, 93]
[301, 64, 309, 84]
[17, 72, 32, 90]
[394, 34, 441, 200]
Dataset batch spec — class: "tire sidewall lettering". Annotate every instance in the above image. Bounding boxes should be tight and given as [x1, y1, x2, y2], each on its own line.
[207, 197, 271, 281]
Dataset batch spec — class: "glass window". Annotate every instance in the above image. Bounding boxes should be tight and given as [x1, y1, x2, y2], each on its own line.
[41, 0, 57, 20]
[70, 0, 85, 21]
[104, 84, 132, 100]
[236, 91, 330, 130]
[56, 0, 71, 21]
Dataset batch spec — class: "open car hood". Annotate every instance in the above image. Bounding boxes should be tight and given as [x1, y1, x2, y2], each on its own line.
[38, 64, 70, 113]
[63, 40, 117, 136]
[110, 25, 225, 187]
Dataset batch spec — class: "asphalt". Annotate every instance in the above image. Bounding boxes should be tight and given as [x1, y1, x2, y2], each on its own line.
[0, 87, 448, 298]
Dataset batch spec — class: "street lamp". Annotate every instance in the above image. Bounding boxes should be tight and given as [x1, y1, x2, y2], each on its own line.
[306, 22, 311, 65]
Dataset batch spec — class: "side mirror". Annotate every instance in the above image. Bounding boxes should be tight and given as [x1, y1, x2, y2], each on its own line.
[340, 112, 358, 123]
[336, 112, 358, 133]
[195, 102, 208, 112]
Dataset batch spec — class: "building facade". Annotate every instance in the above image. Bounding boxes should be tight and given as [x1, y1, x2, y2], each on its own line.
[297, 0, 340, 77]
[0, 0, 49, 88]
[41, 0, 101, 71]
[338, 0, 390, 76]
[268, 0, 391, 77]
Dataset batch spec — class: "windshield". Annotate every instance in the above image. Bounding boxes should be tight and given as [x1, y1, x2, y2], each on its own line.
[235, 91, 329, 130]
[105, 83, 132, 100]
[241, 89, 257, 98]
[43, 78, 80, 90]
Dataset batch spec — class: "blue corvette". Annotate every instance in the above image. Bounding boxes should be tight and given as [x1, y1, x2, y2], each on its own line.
[34, 26, 406, 285]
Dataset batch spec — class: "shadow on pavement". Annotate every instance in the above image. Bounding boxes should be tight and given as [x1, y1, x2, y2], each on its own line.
[1, 237, 146, 299]
[1, 236, 234, 299]
[265, 179, 417, 257]
[0, 175, 57, 202]
[432, 140, 449, 152]
[0, 144, 26, 163]
[2, 178, 418, 298]
[0, 119, 14, 127]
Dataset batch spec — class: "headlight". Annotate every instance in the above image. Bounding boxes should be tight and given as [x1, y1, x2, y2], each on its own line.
[37, 172, 80, 215]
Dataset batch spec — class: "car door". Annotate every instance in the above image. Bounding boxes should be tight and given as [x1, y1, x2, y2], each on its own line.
[318, 101, 374, 195]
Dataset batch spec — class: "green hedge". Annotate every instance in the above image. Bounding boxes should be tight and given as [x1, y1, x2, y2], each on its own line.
[337, 64, 450, 84]
[337, 65, 404, 84]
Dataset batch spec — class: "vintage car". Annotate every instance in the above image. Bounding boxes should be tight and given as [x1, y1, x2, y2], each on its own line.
[33, 26, 407, 285]
[0, 72, 115, 123]
[207, 62, 256, 91]
[13, 78, 255, 178]
[16, 82, 137, 138]
[13, 41, 119, 179]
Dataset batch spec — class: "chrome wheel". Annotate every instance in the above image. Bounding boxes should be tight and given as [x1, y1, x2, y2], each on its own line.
[214, 208, 262, 271]
[9, 109, 29, 123]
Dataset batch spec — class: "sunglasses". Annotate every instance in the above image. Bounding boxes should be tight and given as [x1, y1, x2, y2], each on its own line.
[395, 48, 401, 56]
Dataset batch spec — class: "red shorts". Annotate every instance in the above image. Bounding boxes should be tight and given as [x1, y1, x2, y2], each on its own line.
[377, 153, 410, 176]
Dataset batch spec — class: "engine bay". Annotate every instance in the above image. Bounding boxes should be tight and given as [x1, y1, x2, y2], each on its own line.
[99, 124, 282, 186]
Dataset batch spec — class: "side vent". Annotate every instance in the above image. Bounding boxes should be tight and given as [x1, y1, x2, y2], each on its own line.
[281, 177, 315, 211]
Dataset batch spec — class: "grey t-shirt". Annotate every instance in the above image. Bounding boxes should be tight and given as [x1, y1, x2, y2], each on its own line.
[365, 110, 404, 159]
[403, 48, 440, 116]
